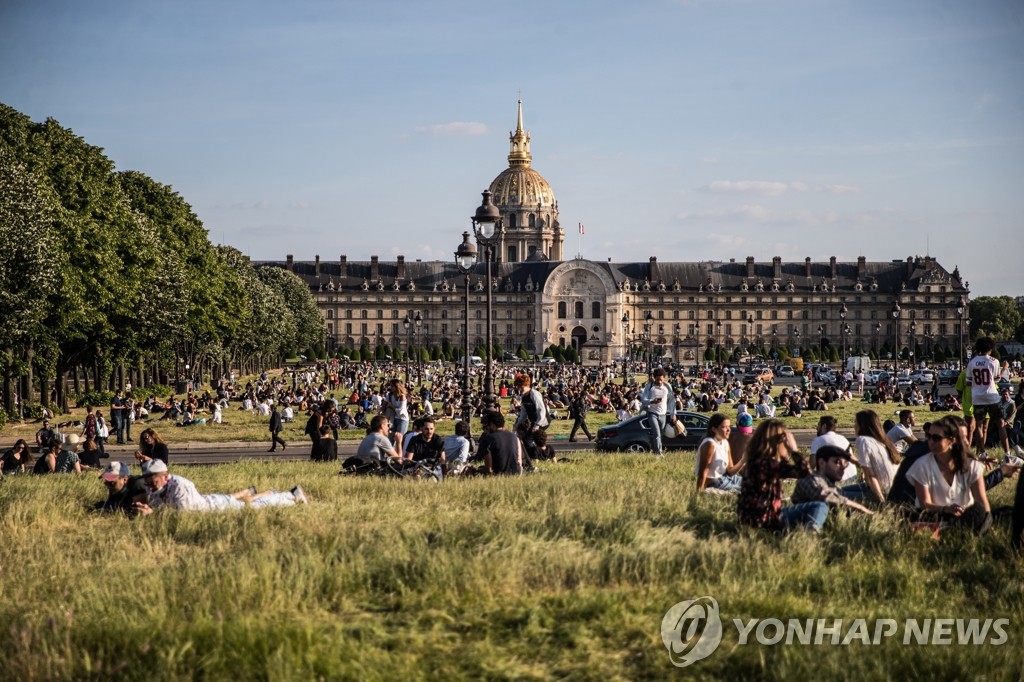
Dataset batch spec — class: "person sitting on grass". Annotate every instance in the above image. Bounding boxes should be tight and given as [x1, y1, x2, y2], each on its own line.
[93, 461, 148, 514]
[32, 437, 86, 475]
[904, 415, 992, 536]
[405, 416, 445, 463]
[476, 411, 523, 476]
[855, 410, 901, 503]
[737, 419, 828, 533]
[316, 425, 338, 462]
[133, 459, 307, 514]
[696, 413, 745, 493]
[442, 420, 473, 473]
[791, 446, 874, 518]
[1, 439, 33, 474]
[134, 428, 169, 466]
[354, 415, 400, 463]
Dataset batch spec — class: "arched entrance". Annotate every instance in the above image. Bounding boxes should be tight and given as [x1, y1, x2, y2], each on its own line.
[571, 326, 587, 354]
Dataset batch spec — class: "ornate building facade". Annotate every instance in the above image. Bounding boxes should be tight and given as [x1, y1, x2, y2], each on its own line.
[262, 103, 971, 365]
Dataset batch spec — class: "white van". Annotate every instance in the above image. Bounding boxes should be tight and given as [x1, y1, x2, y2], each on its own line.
[470, 356, 485, 368]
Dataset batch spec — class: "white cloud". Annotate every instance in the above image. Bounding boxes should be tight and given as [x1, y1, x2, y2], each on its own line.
[705, 180, 793, 196]
[699, 156, 719, 164]
[820, 184, 861, 194]
[676, 204, 838, 227]
[414, 122, 489, 136]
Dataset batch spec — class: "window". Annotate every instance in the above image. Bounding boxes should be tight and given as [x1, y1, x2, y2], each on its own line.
[441, 323, 448, 335]
[529, 213, 536, 227]
[592, 302, 601, 318]
[506, 310, 513, 319]
[345, 323, 352, 334]
[361, 310, 368, 319]
[377, 310, 384, 319]
[506, 324, 513, 335]
[507, 245, 517, 262]
[508, 214, 517, 228]
[575, 301, 584, 318]
[327, 310, 334, 319]
[558, 302, 567, 318]
[475, 310, 482, 319]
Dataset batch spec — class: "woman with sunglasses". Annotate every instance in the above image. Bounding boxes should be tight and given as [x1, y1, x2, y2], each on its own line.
[737, 419, 828, 533]
[1, 439, 33, 474]
[906, 415, 992, 535]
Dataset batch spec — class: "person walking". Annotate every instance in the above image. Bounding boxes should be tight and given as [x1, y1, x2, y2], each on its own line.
[639, 367, 677, 455]
[268, 403, 287, 452]
[110, 389, 127, 444]
[567, 390, 593, 442]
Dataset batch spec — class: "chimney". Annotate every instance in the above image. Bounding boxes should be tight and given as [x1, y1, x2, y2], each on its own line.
[856, 256, 866, 278]
[286, 254, 294, 271]
[804, 257, 812, 278]
[772, 256, 782, 280]
[907, 256, 914, 278]
[397, 255, 406, 281]
[370, 255, 379, 282]
[830, 256, 837, 279]
[339, 256, 347, 279]
[314, 254, 320, 278]
[649, 256, 659, 283]
[746, 256, 755, 278]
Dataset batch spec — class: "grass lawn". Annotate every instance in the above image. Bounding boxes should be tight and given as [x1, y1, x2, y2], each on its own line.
[1, 451, 1021, 680]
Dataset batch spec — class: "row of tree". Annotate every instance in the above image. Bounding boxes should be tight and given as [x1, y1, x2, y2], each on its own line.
[0, 104, 324, 415]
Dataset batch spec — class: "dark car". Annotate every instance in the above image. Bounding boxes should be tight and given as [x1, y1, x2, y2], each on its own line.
[595, 410, 710, 453]
[937, 368, 959, 386]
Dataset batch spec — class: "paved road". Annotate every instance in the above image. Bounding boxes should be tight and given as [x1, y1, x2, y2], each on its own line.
[101, 430, 833, 466]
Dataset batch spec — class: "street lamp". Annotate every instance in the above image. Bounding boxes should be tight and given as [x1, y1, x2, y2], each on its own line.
[716, 320, 723, 367]
[674, 323, 681, 366]
[771, 326, 777, 360]
[794, 328, 801, 357]
[891, 301, 901, 370]
[839, 301, 848, 369]
[402, 314, 413, 385]
[909, 320, 917, 369]
[645, 311, 654, 372]
[747, 315, 754, 359]
[621, 312, 630, 380]
[818, 324, 825, 361]
[455, 231, 477, 424]
[956, 296, 966, 366]
[470, 190, 501, 413]
[414, 311, 423, 384]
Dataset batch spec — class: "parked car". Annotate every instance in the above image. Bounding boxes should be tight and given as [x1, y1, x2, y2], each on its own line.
[742, 367, 774, 384]
[937, 368, 959, 386]
[775, 365, 795, 378]
[595, 411, 710, 453]
[865, 370, 890, 386]
[908, 369, 935, 385]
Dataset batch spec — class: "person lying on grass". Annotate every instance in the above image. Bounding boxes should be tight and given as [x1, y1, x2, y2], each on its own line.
[132, 459, 308, 515]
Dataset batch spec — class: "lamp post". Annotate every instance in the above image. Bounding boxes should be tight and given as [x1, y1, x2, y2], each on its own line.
[956, 296, 966, 366]
[414, 311, 423, 385]
[644, 311, 654, 373]
[402, 314, 412, 385]
[818, 324, 825, 362]
[621, 312, 630, 380]
[747, 315, 754, 359]
[874, 322, 881, 360]
[674, 323, 681, 366]
[794, 329, 801, 357]
[470, 190, 501, 413]
[771, 326, 777, 360]
[891, 301, 901, 371]
[925, 330, 934, 362]
[716, 320, 723, 367]
[454, 232, 477, 424]
[839, 301, 848, 369]
[909, 320, 917, 369]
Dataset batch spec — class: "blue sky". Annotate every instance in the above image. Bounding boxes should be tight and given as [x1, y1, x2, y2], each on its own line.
[2, 0, 1022, 297]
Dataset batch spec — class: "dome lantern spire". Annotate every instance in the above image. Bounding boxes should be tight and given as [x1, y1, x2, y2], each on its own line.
[507, 99, 532, 168]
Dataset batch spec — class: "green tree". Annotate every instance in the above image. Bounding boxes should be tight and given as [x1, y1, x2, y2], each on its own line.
[256, 266, 325, 354]
[969, 296, 1022, 341]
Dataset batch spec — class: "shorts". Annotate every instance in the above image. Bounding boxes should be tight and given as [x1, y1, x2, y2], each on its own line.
[974, 403, 999, 422]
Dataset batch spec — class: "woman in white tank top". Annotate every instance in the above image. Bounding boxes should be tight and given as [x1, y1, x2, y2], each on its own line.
[696, 413, 746, 492]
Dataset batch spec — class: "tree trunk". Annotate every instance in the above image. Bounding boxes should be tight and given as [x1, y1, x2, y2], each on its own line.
[2, 347, 12, 415]
[25, 342, 35, 407]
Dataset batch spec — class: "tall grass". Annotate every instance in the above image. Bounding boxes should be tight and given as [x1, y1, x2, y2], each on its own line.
[1, 451, 1021, 680]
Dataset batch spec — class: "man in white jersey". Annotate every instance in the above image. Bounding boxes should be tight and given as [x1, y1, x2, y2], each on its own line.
[966, 337, 1002, 457]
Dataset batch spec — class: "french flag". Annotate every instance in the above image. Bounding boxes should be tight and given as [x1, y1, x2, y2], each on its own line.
[579, 223, 585, 235]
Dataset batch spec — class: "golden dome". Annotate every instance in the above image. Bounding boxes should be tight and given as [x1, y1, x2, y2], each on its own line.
[488, 166, 556, 208]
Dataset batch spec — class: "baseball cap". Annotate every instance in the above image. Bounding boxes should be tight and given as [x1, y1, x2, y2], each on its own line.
[100, 461, 131, 481]
[815, 445, 858, 465]
[142, 459, 168, 476]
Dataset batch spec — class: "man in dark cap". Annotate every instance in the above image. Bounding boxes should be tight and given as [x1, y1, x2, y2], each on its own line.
[93, 461, 147, 513]
[792, 446, 874, 516]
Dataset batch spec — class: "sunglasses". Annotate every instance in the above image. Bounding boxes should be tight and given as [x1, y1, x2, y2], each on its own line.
[927, 433, 951, 442]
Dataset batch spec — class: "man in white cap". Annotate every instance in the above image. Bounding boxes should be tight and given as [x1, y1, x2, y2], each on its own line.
[94, 461, 147, 513]
[133, 460, 307, 514]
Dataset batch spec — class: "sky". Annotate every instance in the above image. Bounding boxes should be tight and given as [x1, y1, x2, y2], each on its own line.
[2, 0, 1022, 297]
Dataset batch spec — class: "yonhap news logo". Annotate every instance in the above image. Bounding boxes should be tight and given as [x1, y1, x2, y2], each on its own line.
[660, 596, 724, 667]
[661, 596, 1009, 667]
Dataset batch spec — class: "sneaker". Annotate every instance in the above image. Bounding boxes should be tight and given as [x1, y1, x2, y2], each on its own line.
[1014, 444, 1024, 457]
[291, 485, 309, 504]
[1002, 455, 1024, 468]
